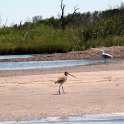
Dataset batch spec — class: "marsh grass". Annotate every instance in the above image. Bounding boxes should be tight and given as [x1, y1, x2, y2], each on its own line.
[84, 36, 124, 49]
[0, 24, 124, 55]
[0, 25, 72, 54]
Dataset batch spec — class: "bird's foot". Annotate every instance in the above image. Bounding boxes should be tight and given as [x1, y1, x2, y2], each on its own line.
[57, 91, 61, 95]
[63, 91, 66, 94]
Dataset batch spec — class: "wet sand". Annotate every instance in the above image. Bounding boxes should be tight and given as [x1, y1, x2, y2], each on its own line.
[0, 46, 124, 121]
[0, 58, 124, 121]
[1, 114, 124, 124]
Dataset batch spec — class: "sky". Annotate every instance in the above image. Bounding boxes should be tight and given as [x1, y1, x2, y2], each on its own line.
[0, 0, 123, 26]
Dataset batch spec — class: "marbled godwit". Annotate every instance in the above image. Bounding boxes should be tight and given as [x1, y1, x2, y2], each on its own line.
[100, 50, 113, 63]
[55, 72, 76, 94]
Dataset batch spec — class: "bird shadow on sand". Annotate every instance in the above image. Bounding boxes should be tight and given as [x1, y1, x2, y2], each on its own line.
[52, 93, 60, 95]
[52, 93, 65, 95]
[52, 92, 79, 95]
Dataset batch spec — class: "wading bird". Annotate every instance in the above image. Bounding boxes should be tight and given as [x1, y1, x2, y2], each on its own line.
[100, 50, 113, 63]
[55, 72, 76, 94]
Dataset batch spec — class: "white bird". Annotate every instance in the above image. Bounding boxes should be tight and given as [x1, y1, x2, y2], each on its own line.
[55, 72, 76, 94]
[100, 50, 113, 63]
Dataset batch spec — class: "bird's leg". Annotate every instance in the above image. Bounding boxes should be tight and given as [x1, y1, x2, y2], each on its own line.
[104, 59, 106, 63]
[58, 84, 62, 94]
[104, 59, 109, 64]
[62, 85, 65, 94]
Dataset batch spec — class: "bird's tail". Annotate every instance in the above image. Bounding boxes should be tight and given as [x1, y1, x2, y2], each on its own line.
[49, 80, 57, 84]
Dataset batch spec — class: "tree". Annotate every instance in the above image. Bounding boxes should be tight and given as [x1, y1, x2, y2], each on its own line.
[60, 0, 66, 30]
[32, 16, 42, 23]
[60, 0, 79, 30]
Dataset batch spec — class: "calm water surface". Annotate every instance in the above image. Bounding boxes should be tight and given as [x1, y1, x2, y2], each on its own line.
[0, 55, 32, 59]
[0, 59, 105, 70]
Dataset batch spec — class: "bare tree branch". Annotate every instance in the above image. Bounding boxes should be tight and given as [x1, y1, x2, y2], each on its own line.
[60, 0, 66, 10]
[74, 5, 79, 13]
[60, 0, 79, 30]
[60, 0, 66, 30]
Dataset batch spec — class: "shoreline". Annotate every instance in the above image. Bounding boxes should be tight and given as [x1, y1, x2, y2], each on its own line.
[0, 60, 124, 121]
[0, 46, 124, 121]
[0, 59, 123, 77]
[0, 46, 124, 62]
[0, 113, 124, 123]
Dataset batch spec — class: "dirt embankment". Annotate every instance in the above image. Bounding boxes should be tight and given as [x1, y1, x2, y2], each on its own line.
[0, 46, 124, 62]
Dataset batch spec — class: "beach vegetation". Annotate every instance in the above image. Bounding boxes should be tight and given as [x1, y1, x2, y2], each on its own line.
[0, 3, 124, 54]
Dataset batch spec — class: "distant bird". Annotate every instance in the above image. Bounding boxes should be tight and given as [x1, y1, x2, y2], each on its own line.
[100, 50, 113, 63]
[55, 72, 76, 94]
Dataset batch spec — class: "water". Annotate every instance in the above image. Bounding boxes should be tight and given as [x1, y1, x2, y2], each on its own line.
[0, 114, 124, 124]
[0, 55, 32, 59]
[0, 59, 104, 70]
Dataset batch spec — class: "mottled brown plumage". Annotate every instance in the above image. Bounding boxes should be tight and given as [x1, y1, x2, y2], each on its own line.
[55, 75, 67, 84]
[55, 72, 76, 94]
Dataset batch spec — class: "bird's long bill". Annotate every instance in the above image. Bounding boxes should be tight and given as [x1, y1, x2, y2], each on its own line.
[68, 73, 76, 78]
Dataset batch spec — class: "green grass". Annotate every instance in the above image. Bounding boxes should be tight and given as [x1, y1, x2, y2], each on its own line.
[0, 24, 124, 55]
[84, 36, 124, 50]
[0, 25, 72, 54]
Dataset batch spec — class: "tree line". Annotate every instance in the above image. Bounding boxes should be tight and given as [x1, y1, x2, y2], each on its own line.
[0, 3, 124, 54]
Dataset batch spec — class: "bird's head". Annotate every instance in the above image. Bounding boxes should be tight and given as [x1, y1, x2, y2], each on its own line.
[100, 50, 104, 53]
[64, 72, 69, 76]
[64, 72, 76, 78]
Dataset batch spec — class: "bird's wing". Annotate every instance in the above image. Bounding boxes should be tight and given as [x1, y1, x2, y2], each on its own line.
[102, 53, 113, 58]
[56, 76, 67, 84]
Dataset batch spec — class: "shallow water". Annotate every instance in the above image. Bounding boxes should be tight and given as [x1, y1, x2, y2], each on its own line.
[0, 59, 106, 70]
[0, 55, 32, 59]
[0, 114, 124, 124]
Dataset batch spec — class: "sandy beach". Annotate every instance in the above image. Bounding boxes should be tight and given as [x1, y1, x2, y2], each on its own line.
[0, 46, 124, 121]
